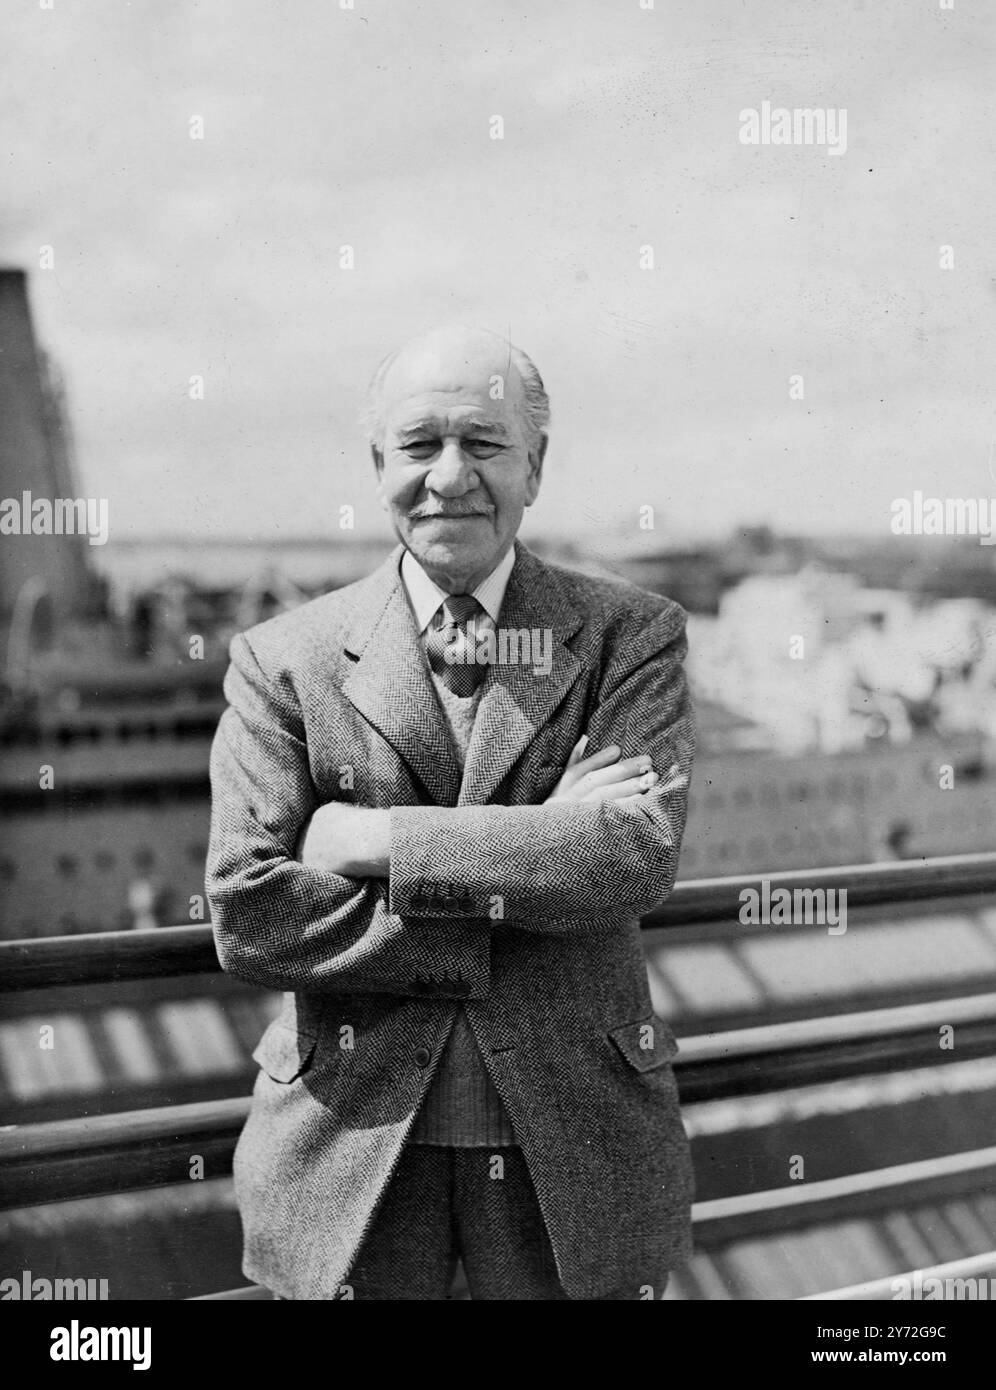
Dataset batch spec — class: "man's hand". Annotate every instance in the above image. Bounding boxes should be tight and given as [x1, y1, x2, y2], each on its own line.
[297, 803, 391, 878]
[545, 735, 658, 805]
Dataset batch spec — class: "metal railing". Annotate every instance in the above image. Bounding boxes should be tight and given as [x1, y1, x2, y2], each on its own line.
[1, 853, 995, 1296]
[3, 851, 995, 991]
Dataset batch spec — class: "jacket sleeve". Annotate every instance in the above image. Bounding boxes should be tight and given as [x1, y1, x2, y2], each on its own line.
[206, 631, 490, 997]
[388, 602, 695, 929]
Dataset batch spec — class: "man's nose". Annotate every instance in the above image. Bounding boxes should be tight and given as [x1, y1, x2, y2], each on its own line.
[426, 440, 478, 495]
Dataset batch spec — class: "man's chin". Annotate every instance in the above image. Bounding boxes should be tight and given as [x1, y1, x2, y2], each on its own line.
[412, 536, 474, 566]
[406, 528, 501, 579]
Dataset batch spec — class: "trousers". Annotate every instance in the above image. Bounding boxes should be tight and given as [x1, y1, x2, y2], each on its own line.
[345, 1145, 565, 1300]
[271, 1145, 669, 1300]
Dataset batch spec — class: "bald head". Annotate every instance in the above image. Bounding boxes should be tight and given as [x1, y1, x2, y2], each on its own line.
[368, 325, 549, 593]
[364, 325, 549, 458]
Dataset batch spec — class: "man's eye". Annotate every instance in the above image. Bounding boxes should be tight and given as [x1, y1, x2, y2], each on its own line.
[402, 441, 437, 458]
[465, 440, 503, 456]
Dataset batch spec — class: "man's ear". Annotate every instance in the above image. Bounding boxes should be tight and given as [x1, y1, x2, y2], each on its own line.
[371, 447, 390, 512]
[525, 435, 548, 506]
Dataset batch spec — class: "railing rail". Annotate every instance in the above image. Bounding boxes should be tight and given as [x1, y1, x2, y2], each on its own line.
[3, 852, 996, 992]
[676, 991, 996, 1101]
[0, 1097, 249, 1210]
[642, 851, 996, 926]
[692, 1145, 996, 1247]
[0, 924, 218, 992]
[803, 1250, 996, 1301]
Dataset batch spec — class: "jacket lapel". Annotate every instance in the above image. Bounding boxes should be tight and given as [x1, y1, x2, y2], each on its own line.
[341, 547, 462, 807]
[459, 542, 584, 807]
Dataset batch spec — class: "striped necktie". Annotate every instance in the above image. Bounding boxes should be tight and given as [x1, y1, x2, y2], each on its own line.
[425, 594, 488, 698]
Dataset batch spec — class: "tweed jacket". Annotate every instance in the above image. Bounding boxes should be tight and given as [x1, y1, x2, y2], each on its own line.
[206, 539, 697, 1300]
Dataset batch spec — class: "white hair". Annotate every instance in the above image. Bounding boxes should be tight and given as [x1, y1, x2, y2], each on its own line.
[361, 328, 550, 456]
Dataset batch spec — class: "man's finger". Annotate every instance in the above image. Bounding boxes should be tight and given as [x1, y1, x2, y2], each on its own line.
[583, 771, 658, 801]
[573, 743, 621, 774]
[580, 755, 654, 790]
[566, 734, 589, 767]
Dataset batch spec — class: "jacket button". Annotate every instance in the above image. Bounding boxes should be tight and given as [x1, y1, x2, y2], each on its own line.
[414, 1047, 432, 1068]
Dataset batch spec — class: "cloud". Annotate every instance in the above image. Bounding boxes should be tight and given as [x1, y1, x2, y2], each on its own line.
[2, 0, 993, 539]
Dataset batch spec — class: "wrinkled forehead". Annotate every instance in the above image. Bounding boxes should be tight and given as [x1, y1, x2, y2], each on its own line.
[382, 343, 527, 434]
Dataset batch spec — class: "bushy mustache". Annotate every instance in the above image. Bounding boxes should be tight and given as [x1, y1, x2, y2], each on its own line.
[411, 502, 495, 519]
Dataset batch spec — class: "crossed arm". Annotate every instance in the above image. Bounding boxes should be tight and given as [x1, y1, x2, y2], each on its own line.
[206, 607, 694, 996]
[297, 738, 662, 878]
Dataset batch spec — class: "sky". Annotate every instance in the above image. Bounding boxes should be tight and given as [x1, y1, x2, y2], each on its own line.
[3, 0, 995, 547]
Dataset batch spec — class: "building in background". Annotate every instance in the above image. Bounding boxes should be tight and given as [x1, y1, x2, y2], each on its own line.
[0, 270, 105, 657]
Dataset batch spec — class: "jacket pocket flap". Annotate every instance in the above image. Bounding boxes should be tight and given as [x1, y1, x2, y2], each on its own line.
[609, 1016, 680, 1072]
[252, 1021, 318, 1083]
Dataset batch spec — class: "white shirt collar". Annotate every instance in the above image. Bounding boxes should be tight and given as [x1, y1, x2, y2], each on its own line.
[400, 544, 516, 634]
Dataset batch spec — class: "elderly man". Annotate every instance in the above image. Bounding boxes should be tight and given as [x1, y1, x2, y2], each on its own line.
[207, 326, 696, 1301]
